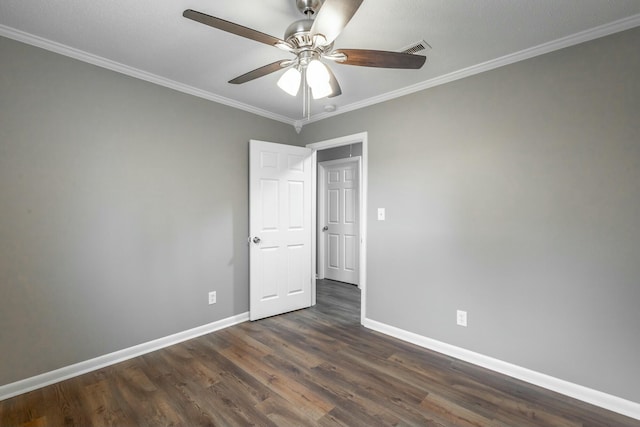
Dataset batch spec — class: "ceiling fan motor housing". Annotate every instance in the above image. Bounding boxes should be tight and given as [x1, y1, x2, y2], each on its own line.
[285, 19, 314, 49]
[284, 19, 333, 54]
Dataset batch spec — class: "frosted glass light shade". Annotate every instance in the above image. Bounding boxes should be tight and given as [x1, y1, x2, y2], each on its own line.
[306, 59, 330, 89]
[277, 68, 301, 96]
[312, 82, 333, 99]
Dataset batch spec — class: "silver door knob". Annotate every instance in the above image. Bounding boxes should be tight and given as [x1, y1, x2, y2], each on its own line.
[252, 237, 261, 244]
[322, 226, 328, 232]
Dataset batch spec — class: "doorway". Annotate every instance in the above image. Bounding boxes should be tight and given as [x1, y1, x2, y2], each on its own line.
[307, 132, 368, 324]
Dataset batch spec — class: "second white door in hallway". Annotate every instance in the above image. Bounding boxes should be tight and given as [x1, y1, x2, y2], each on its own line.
[320, 158, 360, 285]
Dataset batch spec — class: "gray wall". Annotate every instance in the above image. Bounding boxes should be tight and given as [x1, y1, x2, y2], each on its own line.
[0, 36, 296, 386]
[300, 27, 640, 402]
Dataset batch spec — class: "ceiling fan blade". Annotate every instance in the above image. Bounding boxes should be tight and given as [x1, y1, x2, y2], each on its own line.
[326, 66, 342, 98]
[332, 49, 426, 69]
[183, 9, 288, 48]
[229, 61, 288, 84]
[310, 0, 364, 45]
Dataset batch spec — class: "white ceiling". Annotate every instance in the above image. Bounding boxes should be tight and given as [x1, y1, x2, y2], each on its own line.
[1, 1, 639, 128]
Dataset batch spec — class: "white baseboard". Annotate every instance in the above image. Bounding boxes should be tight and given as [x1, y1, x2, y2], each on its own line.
[362, 317, 640, 421]
[0, 312, 249, 401]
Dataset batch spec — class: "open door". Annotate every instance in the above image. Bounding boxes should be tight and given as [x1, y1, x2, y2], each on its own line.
[249, 140, 313, 321]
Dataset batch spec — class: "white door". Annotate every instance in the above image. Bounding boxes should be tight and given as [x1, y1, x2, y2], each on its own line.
[322, 159, 359, 285]
[249, 140, 313, 321]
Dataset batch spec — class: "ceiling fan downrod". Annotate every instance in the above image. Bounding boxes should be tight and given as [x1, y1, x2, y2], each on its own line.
[296, 0, 325, 16]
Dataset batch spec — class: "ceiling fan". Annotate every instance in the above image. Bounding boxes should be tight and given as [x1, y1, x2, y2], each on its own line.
[183, 0, 426, 104]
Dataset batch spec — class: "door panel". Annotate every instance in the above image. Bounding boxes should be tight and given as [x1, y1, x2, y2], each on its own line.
[260, 247, 279, 299]
[328, 234, 340, 269]
[288, 181, 304, 229]
[287, 244, 305, 294]
[250, 140, 312, 321]
[260, 179, 279, 230]
[344, 235, 357, 272]
[345, 188, 356, 224]
[328, 189, 339, 223]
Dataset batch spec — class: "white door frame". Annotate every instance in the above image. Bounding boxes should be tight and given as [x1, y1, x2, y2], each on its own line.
[307, 132, 368, 325]
[317, 157, 361, 285]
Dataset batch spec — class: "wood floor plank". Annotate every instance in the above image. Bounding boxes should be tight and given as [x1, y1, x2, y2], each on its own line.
[240, 321, 325, 369]
[309, 362, 439, 426]
[218, 343, 335, 422]
[258, 352, 396, 426]
[81, 379, 134, 426]
[208, 380, 277, 427]
[47, 379, 92, 427]
[254, 396, 314, 427]
[142, 369, 219, 426]
[1, 279, 638, 426]
[382, 351, 544, 425]
[4, 389, 44, 427]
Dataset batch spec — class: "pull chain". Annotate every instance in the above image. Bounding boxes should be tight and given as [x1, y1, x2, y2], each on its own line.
[301, 68, 311, 121]
[307, 84, 311, 121]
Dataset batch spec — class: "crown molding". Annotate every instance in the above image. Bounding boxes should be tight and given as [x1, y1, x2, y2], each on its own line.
[0, 25, 296, 127]
[302, 13, 640, 127]
[3, 13, 639, 131]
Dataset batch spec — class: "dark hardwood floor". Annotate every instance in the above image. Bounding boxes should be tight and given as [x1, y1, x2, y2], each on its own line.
[1, 279, 638, 426]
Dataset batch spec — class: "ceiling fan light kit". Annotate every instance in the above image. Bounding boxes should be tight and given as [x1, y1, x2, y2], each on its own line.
[183, 0, 426, 118]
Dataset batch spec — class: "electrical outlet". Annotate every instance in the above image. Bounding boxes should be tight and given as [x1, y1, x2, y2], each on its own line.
[456, 310, 467, 327]
[208, 291, 216, 305]
[377, 208, 386, 221]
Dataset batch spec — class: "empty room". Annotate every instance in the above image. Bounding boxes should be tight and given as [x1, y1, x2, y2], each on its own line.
[1, 1, 639, 425]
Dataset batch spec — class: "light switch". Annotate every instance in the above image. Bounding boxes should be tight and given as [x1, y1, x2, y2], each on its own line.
[377, 208, 385, 221]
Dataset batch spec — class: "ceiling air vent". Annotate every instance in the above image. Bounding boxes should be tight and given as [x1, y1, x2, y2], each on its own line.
[401, 39, 432, 55]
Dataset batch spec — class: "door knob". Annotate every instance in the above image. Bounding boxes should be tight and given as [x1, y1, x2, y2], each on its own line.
[322, 226, 328, 232]
[252, 236, 261, 244]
